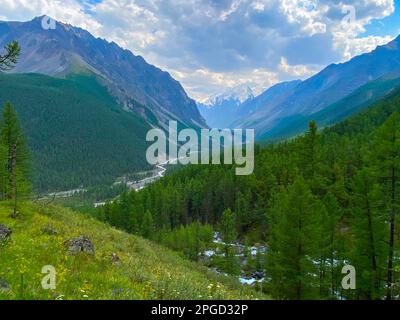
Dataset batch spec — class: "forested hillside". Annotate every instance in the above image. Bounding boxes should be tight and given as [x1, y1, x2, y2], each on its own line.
[259, 73, 400, 141]
[230, 35, 400, 138]
[0, 73, 152, 192]
[97, 88, 400, 300]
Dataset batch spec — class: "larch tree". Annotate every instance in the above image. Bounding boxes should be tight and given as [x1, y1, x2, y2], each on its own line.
[220, 208, 238, 244]
[0, 102, 31, 217]
[297, 121, 326, 193]
[319, 192, 342, 298]
[267, 177, 322, 299]
[220, 209, 240, 275]
[0, 41, 20, 71]
[141, 210, 155, 239]
[370, 112, 400, 300]
[351, 168, 387, 299]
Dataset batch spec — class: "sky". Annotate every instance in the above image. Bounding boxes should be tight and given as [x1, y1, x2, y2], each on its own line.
[0, 0, 399, 101]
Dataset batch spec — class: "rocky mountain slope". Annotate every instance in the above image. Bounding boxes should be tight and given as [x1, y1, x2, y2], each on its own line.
[198, 84, 254, 128]
[0, 16, 206, 130]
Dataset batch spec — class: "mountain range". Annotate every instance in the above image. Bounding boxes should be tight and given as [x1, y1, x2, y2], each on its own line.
[2, 16, 400, 191]
[197, 84, 254, 128]
[200, 35, 400, 140]
[0, 16, 211, 191]
[0, 16, 206, 130]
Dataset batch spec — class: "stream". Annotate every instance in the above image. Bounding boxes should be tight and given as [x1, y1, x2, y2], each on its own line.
[203, 232, 267, 286]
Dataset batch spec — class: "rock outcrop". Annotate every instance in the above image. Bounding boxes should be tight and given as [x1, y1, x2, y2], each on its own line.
[65, 236, 95, 255]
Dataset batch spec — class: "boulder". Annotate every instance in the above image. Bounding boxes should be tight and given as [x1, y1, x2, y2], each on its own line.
[65, 236, 95, 255]
[0, 224, 12, 242]
[111, 253, 121, 265]
[0, 278, 10, 292]
[42, 225, 58, 236]
[252, 270, 265, 280]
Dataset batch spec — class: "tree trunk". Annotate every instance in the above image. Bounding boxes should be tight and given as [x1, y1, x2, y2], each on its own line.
[386, 211, 395, 300]
[10, 143, 17, 218]
[296, 217, 303, 300]
[386, 166, 396, 300]
[366, 198, 378, 298]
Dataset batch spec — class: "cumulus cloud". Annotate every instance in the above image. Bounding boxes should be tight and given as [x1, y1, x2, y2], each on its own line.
[280, 0, 328, 36]
[0, 0, 397, 100]
[171, 67, 278, 100]
[330, 1, 396, 61]
[278, 57, 318, 77]
[0, 0, 102, 33]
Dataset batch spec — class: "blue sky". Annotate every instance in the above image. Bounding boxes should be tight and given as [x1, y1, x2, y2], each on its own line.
[362, 0, 400, 37]
[1, 0, 399, 100]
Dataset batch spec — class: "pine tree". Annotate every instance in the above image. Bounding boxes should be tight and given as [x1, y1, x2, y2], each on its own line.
[0, 102, 31, 217]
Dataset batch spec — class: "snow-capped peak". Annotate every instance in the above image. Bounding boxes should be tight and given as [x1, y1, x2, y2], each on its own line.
[203, 84, 254, 108]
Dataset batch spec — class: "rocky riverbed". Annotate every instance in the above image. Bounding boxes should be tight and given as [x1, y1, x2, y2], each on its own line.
[202, 233, 267, 286]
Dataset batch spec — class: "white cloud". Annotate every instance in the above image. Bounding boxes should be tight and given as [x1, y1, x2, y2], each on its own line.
[279, 57, 317, 77]
[333, 33, 395, 61]
[0, 0, 102, 33]
[280, 0, 328, 36]
[0, 0, 397, 100]
[219, 0, 243, 21]
[250, 1, 265, 12]
[171, 67, 278, 101]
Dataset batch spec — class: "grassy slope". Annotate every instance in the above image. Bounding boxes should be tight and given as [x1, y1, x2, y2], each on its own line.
[0, 202, 266, 300]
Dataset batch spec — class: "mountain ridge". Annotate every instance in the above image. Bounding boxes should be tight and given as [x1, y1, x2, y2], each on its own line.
[230, 34, 400, 137]
[197, 84, 255, 128]
[0, 16, 207, 130]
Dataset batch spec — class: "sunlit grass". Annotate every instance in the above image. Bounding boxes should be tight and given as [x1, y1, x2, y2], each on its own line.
[0, 201, 267, 300]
